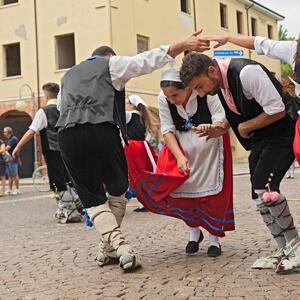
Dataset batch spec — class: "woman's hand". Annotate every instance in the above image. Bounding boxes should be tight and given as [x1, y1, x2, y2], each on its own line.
[176, 155, 190, 175]
[192, 124, 212, 136]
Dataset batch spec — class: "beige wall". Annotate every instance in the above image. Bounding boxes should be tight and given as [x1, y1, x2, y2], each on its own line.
[0, 0, 283, 162]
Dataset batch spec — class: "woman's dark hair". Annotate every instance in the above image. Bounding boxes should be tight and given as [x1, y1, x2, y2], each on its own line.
[160, 80, 185, 90]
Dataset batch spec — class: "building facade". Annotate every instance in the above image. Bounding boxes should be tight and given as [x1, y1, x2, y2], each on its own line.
[0, 0, 284, 175]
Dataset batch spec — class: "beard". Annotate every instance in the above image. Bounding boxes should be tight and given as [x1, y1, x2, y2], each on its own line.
[208, 77, 221, 96]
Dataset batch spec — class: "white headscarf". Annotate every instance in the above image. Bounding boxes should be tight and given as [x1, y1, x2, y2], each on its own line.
[128, 95, 148, 107]
[160, 67, 181, 83]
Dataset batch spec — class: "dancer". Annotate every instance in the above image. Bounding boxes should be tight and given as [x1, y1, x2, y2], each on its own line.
[180, 52, 299, 273]
[13, 83, 82, 223]
[125, 95, 157, 212]
[56, 31, 210, 271]
[207, 34, 300, 164]
[131, 67, 234, 257]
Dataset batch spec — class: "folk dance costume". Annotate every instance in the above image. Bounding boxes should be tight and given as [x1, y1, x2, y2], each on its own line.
[254, 36, 300, 165]
[124, 95, 157, 212]
[18, 99, 82, 223]
[56, 46, 177, 271]
[209, 57, 299, 272]
[130, 68, 234, 255]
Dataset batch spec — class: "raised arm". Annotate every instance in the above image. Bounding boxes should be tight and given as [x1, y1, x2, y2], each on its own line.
[110, 30, 210, 90]
[207, 35, 255, 50]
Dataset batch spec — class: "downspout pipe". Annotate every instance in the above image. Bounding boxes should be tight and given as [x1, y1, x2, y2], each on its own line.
[33, 0, 40, 109]
[245, 3, 254, 59]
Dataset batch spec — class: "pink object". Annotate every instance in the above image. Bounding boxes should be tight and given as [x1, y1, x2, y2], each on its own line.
[262, 191, 280, 202]
[216, 58, 241, 115]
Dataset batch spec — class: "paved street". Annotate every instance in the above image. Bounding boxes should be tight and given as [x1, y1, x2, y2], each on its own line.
[1, 172, 300, 300]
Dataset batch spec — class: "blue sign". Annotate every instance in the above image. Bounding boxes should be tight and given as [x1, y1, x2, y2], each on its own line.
[213, 50, 244, 57]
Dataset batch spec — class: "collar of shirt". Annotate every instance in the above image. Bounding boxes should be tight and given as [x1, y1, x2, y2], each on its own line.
[215, 58, 241, 115]
[46, 98, 58, 106]
[176, 91, 198, 119]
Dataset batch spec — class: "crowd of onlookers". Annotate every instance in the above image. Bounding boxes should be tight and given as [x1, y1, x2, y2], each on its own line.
[0, 127, 20, 197]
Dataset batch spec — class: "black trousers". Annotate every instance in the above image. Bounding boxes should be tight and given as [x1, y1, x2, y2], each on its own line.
[43, 150, 70, 192]
[58, 123, 128, 208]
[249, 129, 295, 198]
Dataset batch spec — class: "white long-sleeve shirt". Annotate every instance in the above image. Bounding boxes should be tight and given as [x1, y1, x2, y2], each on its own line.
[57, 45, 174, 110]
[158, 91, 225, 135]
[254, 36, 297, 68]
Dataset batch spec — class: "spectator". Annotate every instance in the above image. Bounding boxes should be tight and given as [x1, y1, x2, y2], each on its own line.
[0, 139, 6, 196]
[3, 127, 20, 195]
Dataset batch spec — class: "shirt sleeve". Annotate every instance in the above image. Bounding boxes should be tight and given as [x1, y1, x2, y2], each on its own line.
[240, 65, 285, 115]
[206, 95, 226, 123]
[109, 45, 174, 91]
[254, 36, 297, 67]
[57, 90, 61, 111]
[29, 109, 48, 132]
[158, 92, 176, 135]
[125, 111, 132, 124]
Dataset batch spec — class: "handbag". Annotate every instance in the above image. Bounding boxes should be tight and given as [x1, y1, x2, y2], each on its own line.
[2, 151, 14, 164]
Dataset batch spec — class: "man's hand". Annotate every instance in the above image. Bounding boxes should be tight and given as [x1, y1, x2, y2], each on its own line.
[193, 121, 228, 140]
[238, 123, 252, 139]
[12, 145, 21, 158]
[206, 36, 229, 49]
[176, 155, 190, 175]
[184, 30, 210, 52]
[192, 124, 212, 136]
[168, 29, 210, 58]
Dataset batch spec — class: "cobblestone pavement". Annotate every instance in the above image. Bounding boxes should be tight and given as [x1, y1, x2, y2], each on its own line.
[1, 172, 300, 300]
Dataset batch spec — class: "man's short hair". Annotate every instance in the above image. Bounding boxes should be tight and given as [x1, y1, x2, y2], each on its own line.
[3, 126, 13, 135]
[42, 82, 60, 98]
[180, 53, 215, 86]
[92, 46, 116, 57]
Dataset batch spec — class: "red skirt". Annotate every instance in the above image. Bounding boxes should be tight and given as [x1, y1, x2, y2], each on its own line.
[128, 134, 234, 237]
[294, 116, 300, 164]
[124, 140, 157, 187]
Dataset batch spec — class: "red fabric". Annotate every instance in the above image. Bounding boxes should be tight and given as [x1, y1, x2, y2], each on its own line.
[132, 133, 234, 237]
[294, 116, 300, 164]
[124, 140, 157, 187]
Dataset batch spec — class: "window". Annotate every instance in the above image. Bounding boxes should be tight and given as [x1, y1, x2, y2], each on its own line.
[236, 11, 244, 34]
[1, 0, 18, 5]
[180, 0, 190, 14]
[55, 33, 75, 70]
[220, 3, 228, 29]
[137, 35, 149, 54]
[267, 25, 273, 39]
[251, 17, 257, 36]
[3, 42, 21, 77]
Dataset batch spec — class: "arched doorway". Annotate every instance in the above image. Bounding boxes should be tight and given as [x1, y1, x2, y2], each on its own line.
[0, 110, 34, 178]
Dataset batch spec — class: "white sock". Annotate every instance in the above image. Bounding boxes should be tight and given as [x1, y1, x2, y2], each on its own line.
[189, 227, 201, 242]
[208, 234, 219, 248]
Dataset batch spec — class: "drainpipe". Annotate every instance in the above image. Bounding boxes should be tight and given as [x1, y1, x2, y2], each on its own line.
[192, 0, 197, 31]
[107, 0, 113, 47]
[245, 2, 254, 59]
[33, 0, 40, 109]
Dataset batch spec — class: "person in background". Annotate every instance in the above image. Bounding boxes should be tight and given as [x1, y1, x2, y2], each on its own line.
[13, 83, 82, 223]
[125, 95, 157, 213]
[3, 127, 20, 196]
[0, 139, 6, 196]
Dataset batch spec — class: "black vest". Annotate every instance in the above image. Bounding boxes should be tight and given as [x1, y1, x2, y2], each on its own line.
[218, 58, 294, 150]
[126, 113, 146, 141]
[40, 105, 60, 153]
[57, 56, 127, 141]
[167, 96, 212, 131]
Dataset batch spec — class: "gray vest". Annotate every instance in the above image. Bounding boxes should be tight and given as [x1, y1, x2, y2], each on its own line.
[56, 56, 127, 139]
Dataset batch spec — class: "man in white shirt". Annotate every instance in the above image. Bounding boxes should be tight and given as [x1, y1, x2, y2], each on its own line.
[180, 52, 299, 274]
[56, 31, 211, 272]
[13, 83, 82, 223]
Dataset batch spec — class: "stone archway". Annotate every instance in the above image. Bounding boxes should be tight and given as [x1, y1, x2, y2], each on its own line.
[0, 110, 34, 178]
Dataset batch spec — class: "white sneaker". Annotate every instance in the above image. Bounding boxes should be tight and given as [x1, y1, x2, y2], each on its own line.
[11, 189, 20, 196]
[4, 190, 12, 196]
[276, 238, 300, 273]
[252, 248, 285, 269]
